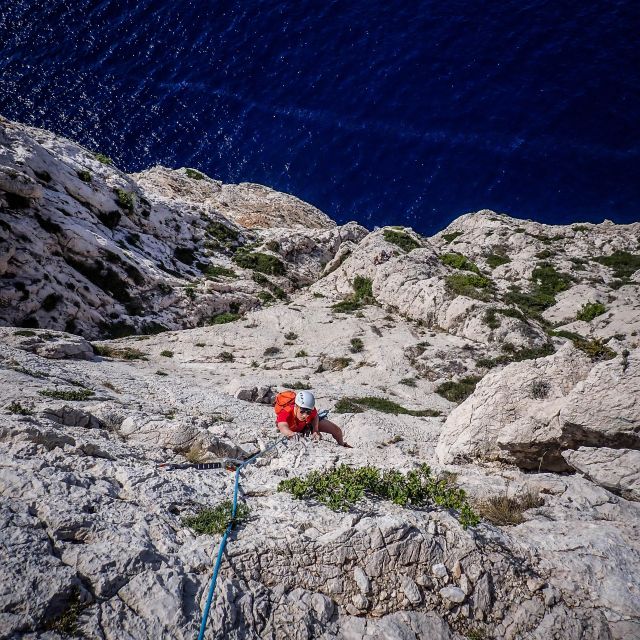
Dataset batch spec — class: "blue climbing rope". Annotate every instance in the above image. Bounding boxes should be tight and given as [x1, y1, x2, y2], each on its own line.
[196, 437, 286, 640]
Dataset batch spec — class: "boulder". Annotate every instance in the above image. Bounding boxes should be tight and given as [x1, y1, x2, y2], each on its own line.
[562, 447, 640, 501]
[437, 346, 639, 471]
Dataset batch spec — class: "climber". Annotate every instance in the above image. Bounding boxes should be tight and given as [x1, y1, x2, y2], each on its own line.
[275, 390, 352, 447]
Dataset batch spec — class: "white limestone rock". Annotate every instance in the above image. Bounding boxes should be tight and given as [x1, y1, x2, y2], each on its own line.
[562, 447, 640, 501]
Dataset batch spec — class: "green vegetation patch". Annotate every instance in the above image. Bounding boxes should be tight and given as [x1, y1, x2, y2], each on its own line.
[442, 231, 463, 244]
[278, 464, 479, 529]
[115, 188, 135, 212]
[334, 396, 440, 417]
[6, 401, 33, 415]
[593, 251, 640, 280]
[95, 152, 113, 165]
[350, 337, 364, 353]
[44, 587, 84, 636]
[383, 229, 421, 252]
[182, 500, 251, 535]
[219, 351, 234, 362]
[76, 169, 92, 183]
[233, 250, 285, 276]
[440, 252, 481, 274]
[485, 253, 511, 269]
[160, 350, 174, 357]
[206, 221, 240, 244]
[205, 265, 236, 279]
[531, 262, 572, 296]
[435, 376, 482, 402]
[576, 301, 606, 322]
[39, 389, 94, 401]
[282, 381, 312, 390]
[483, 308, 501, 329]
[503, 287, 555, 318]
[208, 312, 241, 324]
[185, 168, 206, 180]
[446, 273, 493, 300]
[252, 272, 287, 300]
[92, 344, 147, 360]
[332, 276, 376, 313]
[14, 329, 37, 337]
[476, 342, 555, 369]
[552, 331, 616, 361]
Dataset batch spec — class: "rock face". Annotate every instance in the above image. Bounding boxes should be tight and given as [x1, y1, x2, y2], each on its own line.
[0, 117, 365, 338]
[2, 119, 640, 640]
[562, 447, 640, 501]
[436, 346, 639, 471]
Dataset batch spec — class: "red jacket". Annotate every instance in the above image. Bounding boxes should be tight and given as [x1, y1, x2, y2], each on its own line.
[276, 405, 318, 433]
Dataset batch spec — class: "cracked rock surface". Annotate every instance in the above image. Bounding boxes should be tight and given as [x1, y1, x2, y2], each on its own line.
[1, 119, 640, 639]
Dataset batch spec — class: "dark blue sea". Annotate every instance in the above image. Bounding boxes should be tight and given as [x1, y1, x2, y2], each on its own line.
[1, 1, 639, 234]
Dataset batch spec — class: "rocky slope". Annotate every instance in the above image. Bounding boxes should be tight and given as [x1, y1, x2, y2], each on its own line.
[1, 118, 640, 640]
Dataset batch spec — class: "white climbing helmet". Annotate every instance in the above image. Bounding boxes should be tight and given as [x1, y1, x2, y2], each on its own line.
[295, 390, 315, 410]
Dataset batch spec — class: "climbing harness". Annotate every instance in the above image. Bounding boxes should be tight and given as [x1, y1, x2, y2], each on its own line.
[196, 436, 287, 640]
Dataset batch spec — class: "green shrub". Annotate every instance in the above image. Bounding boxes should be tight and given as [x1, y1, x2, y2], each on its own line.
[160, 350, 174, 357]
[278, 464, 479, 529]
[483, 308, 501, 329]
[576, 301, 606, 322]
[206, 221, 239, 243]
[282, 381, 312, 390]
[208, 312, 241, 324]
[285, 331, 298, 340]
[95, 152, 113, 165]
[115, 188, 135, 212]
[182, 500, 251, 535]
[446, 273, 493, 300]
[399, 377, 417, 387]
[92, 344, 147, 360]
[14, 329, 36, 337]
[185, 168, 205, 180]
[313, 292, 325, 298]
[295, 350, 308, 357]
[155, 370, 168, 376]
[485, 253, 511, 269]
[531, 262, 572, 296]
[76, 169, 92, 183]
[334, 398, 364, 413]
[185, 286, 197, 300]
[44, 587, 84, 635]
[219, 351, 234, 362]
[535, 249, 555, 259]
[233, 251, 285, 275]
[350, 337, 364, 353]
[41, 293, 61, 312]
[257, 291, 274, 303]
[552, 331, 616, 361]
[205, 265, 236, 279]
[442, 231, 463, 244]
[6, 401, 32, 415]
[353, 275, 374, 302]
[383, 229, 421, 252]
[476, 342, 555, 369]
[334, 396, 440, 417]
[39, 389, 94, 401]
[503, 287, 555, 318]
[332, 276, 376, 313]
[572, 225, 590, 233]
[264, 346, 281, 356]
[440, 253, 480, 274]
[435, 376, 482, 402]
[593, 251, 640, 279]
